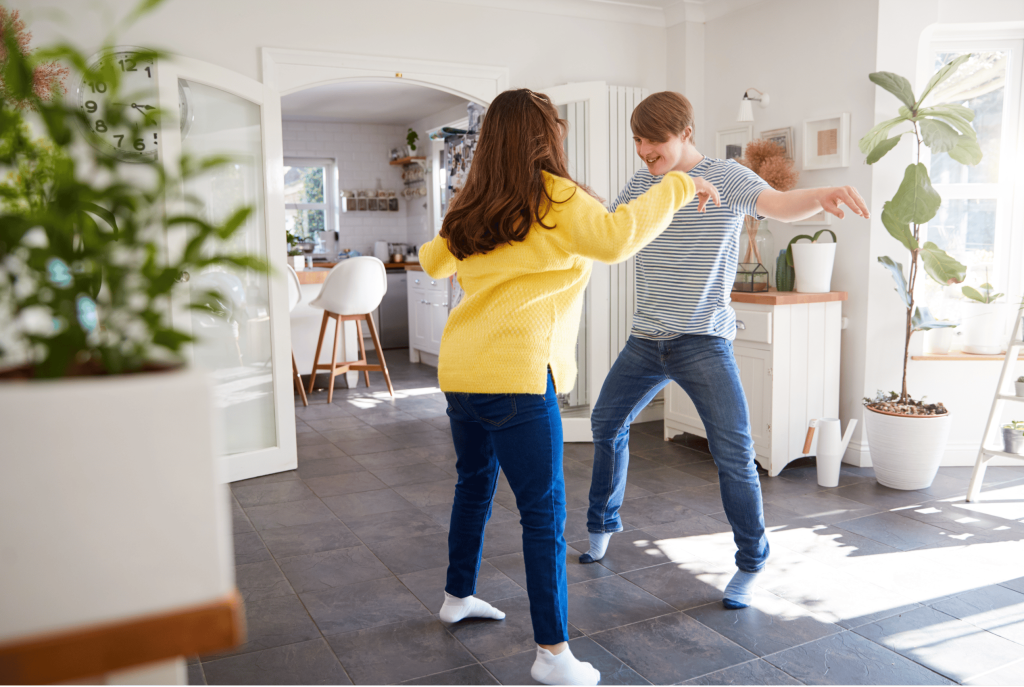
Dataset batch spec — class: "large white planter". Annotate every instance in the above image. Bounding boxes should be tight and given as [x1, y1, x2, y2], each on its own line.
[0, 368, 236, 647]
[960, 301, 1005, 354]
[864, 406, 952, 490]
[792, 243, 836, 294]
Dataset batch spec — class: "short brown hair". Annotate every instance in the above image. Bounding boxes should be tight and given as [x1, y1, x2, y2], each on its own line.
[630, 91, 694, 142]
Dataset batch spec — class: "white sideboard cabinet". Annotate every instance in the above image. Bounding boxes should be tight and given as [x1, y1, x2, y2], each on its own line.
[407, 267, 449, 364]
[664, 291, 848, 476]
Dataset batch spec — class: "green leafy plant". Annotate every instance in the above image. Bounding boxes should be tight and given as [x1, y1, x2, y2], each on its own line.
[785, 228, 836, 267]
[962, 282, 1004, 304]
[859, 54, 982, 407]
[285, 230, 304, 257]
[406, 127, 418, 152]
[1002, 420, 1024, 431]
[1017, 376, 1024, 383]
[0, 2, 265, 378]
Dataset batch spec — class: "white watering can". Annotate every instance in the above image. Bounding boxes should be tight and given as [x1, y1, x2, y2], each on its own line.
[813, 418, 858, 487]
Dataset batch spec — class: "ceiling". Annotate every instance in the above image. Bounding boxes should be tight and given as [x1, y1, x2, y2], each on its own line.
[281, 81, 469, 124]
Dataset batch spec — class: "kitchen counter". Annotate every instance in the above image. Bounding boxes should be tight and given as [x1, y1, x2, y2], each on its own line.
[295, 261, 418, 285]
[405, 264, 423, 272]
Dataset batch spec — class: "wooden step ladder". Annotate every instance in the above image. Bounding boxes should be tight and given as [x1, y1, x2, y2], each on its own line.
[967, 311, 1024, 502]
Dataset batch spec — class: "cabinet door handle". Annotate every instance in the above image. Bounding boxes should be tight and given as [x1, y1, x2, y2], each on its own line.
[431, 302, 448, 307]
[414, 279, 420, 284]
[736, 320, 746, 330]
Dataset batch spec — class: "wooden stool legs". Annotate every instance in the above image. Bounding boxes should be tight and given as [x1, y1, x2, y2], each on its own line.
[292, 351, 308, 407]
[307, 311, 395, 401]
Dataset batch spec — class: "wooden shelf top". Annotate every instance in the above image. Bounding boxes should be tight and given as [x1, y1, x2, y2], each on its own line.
[731, 290, 848, 305]
[296, 262, 417, 285]
[911, 351, 1023, 361]
[390, 156, 426, 166]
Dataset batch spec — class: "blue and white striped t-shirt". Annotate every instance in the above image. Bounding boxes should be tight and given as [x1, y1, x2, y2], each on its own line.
[610, 157, 770, 341]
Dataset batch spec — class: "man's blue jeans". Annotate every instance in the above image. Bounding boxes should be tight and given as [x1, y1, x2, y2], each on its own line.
[587, 334, 769, 573]
[444, 372, 569, 645]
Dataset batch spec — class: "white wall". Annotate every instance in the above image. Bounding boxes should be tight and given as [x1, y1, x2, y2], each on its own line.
[702, 0, 880, 462]
[283, 120, 408, 257]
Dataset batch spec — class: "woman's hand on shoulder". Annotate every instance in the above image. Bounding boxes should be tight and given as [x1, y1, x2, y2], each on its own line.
[690, 176, 721, 213]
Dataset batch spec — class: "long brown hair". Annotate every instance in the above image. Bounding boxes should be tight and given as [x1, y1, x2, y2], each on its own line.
[441, 89, 590, 260]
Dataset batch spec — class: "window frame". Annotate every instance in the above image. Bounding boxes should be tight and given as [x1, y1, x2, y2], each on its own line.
[919, 32, 1024, 307]
[283, 156, 338, 236]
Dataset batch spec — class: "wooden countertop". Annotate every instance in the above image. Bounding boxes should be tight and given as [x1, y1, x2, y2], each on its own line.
[731, 289, 847, 305]
[405, 264, 423, 272]
[295, 261, 418, 285]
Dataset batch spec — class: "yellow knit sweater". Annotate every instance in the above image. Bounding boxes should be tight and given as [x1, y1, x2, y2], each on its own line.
[419, 170, 695, 395]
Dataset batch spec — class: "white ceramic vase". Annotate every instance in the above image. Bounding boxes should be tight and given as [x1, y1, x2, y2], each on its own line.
[960, 301, 1005, 354]
[792, 243, 836, 294]
[925, 328, 954, 355]
[864, 406, 952, 490]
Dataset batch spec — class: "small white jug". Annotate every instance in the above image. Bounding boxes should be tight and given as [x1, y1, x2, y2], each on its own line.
[815, 418, 857, 487]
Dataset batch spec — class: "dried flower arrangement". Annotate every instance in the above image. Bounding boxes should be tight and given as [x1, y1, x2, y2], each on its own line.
[737, 140, 799, 264]
[0, 8, 68, 108]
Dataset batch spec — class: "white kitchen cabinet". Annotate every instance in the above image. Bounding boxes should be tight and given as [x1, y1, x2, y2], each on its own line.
[407, 269, 449, 363]
[664, 292, 847, 476]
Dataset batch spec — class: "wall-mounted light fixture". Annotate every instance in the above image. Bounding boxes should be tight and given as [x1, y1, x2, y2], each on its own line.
[738, 88, 770, 122]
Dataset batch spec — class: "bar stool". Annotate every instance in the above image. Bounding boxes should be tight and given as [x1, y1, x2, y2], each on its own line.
[285, 264, 308, 407]
[307, 256, 394, 402]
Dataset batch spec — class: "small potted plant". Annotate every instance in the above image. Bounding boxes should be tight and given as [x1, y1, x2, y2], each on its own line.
[1002, 420, 1024, 455]
[1015, 376, 1024, 398]
[961, 279, 1005, 355]
[406, 128, 419, 156]
[286, 230, 305, 271]
[786, 229, 837, 294]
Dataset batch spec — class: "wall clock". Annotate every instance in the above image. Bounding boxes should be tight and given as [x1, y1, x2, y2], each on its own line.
[75, 47, 193, 163]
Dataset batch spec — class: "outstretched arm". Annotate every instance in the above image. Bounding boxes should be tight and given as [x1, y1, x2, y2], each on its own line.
[418, 234, 458, 279]
[756, 186, 870, 222]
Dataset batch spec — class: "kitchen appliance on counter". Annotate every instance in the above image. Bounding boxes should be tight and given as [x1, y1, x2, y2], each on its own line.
[373, 240, 390, 262]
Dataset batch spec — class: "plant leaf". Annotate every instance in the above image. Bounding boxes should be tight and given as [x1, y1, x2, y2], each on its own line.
[912, 306, 958, 332]
[922, 102, 975, 123]
[891, 163, 941, 225]
[881, 202, 918, 251]
[80, 202, 119, 238]
[866, 134, 904, 164]
[879, 256, 911, 308]
[919, 241, 966, 285]
[858, 115, 908, 154]
[948, 135, 983, 166]
[812, 229, 837, 244]
[919, 118, 959, 154]
[917, 54, 972, 107]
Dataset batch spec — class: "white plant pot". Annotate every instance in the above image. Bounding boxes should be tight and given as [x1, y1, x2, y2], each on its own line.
[0, 368, 235, 643]
[864, 406, 951, 490]
[791, 243, 836, 294]
[925, 328, 955, 355]
[960, 301, 1005, 354]
[291, 254, 305, 272]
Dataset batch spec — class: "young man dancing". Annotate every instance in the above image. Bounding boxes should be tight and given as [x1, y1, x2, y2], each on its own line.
[582, 91, 868, 610]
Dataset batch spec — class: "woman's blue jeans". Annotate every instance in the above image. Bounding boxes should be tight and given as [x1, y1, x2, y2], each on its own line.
[587, 334, 769, 573]
[444, 372, 568, 645]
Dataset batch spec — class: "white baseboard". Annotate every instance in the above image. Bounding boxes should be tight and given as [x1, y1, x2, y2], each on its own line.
[843, 439, 1021, 468]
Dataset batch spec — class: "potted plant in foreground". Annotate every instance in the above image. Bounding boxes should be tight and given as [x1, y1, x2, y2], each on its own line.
[859, 54, 982, 490]
[1002, 421, 1024, 456]
[787, 229, 838, 294]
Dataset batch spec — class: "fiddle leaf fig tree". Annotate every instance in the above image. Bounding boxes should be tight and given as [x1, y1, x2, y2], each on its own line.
[859, 54, 980, 407]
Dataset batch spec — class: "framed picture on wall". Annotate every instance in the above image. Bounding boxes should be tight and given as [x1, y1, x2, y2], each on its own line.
[760, 127, 794, 159]
[791, 209, 833, 226]
[802, 113, 850, 169]
[715, 125, 753, 161]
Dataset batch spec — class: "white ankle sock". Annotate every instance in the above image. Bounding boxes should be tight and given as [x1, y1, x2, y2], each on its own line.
[530, 646, 600, 686]
[581, 532, 612, 562]
[723, 570, 759, 609]
[439, 592, 506, 623]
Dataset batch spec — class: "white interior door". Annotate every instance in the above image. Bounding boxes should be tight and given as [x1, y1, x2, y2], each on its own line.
[542, 82, 609, 442]
[157, 56, 296, 483]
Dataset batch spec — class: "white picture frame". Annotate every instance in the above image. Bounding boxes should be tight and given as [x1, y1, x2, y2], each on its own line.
[802, 113, 850, 170]
[760, 127, 794, 159]
[792, 209, 833, 226]
[716, 125, 753, 161]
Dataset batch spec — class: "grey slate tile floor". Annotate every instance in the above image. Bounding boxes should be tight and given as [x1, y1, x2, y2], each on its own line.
[190, 351, 1024, 685]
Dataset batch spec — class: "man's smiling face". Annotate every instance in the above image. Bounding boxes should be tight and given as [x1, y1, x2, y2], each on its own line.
[633, 128, 690, 176]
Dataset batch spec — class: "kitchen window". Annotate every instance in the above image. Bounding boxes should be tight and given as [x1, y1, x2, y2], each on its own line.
[919, 37, 1024, 316]
[284, 157, 337, 237]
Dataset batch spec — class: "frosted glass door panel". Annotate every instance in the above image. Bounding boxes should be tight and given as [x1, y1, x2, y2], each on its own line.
[180, 79, 276, 456]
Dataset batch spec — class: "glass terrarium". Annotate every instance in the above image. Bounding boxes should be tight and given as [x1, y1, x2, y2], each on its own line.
[733, 263, 769, 292]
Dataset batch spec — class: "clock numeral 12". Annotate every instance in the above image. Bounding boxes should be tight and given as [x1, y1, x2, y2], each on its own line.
[118, 59, 138, 72]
